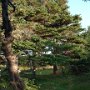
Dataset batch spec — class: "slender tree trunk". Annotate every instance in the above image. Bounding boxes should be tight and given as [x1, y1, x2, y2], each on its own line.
[1, 0, 24, 90]
[32, 61, 36, 79]
[53, 64, 57, 75]
[29, 59, 36, 79]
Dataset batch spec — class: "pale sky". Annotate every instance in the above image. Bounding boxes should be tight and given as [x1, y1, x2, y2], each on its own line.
[68, 0, 90, 29]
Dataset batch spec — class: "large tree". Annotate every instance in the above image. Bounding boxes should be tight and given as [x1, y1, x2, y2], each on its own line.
[12, 0, 85, 66]
[1, 0, 24, 90]
[3, 0, 87, 75]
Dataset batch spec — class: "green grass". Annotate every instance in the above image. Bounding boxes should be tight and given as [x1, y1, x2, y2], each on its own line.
[36, 69, 53, 75]
[0, 65, 90, 90]
[35, 72, 90, 90]
[21, 69, 90, 90]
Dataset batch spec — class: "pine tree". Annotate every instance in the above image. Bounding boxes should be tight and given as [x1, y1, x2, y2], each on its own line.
[12, 0, 85, 62]
[1, 0, 24, 90]
[4, 0, 87, 74]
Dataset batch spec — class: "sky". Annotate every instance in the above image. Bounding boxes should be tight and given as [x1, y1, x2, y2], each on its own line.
[68, 0, 90, 29]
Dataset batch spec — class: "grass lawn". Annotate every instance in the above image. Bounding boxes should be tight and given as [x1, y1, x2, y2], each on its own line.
[35, 73, 90, 90]
[21, 69, 90, 90]
[0, 65, 90, 90]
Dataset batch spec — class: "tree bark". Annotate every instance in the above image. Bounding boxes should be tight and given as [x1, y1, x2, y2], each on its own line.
[29, 59, 36, 79]
[53, 64, 57, 75]
[1, 0, 24, 90]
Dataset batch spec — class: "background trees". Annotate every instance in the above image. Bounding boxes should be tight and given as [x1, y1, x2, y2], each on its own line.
[0, 0, 90, 90]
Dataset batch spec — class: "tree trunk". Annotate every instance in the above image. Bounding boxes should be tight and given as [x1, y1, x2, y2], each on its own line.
[32, 61, 36, 79]
[1, 0, 24, 90]
[53, 64, 57, 75]
[29, 59, 36, 79]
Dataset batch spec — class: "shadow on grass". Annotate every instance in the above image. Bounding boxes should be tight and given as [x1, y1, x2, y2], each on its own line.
[20, 69, 90, 90]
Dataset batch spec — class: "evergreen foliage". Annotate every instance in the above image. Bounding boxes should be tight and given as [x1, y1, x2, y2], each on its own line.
[0, 0, 89, 74]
